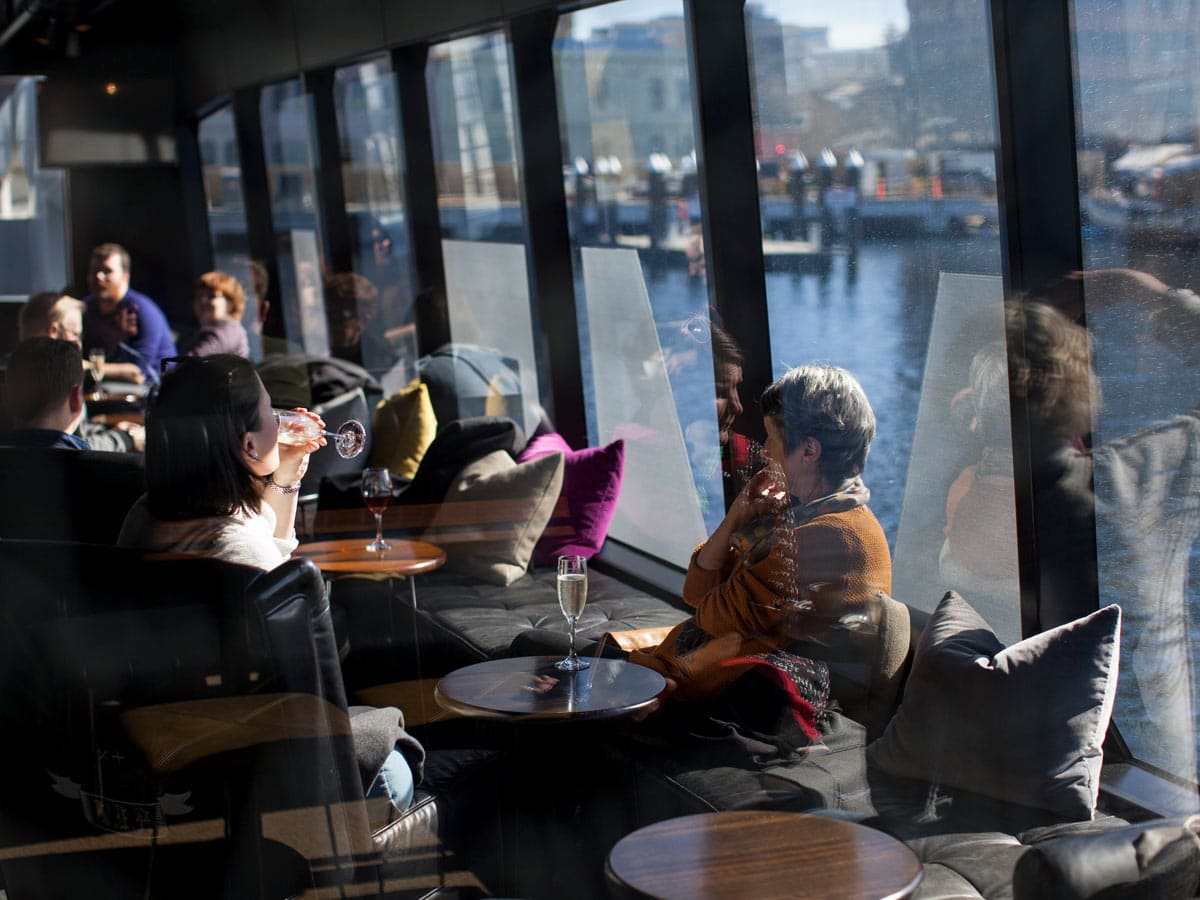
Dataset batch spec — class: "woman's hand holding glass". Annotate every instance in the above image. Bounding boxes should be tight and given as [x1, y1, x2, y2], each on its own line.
[273, 407, 325, 487]
[729, 465, 788, 528]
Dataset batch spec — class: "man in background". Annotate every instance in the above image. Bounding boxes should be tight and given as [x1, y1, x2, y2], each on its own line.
[325, 271, 398, 377]
[1, 337, 89, 449]
[18, 291, 143, 451]
[82, 242, 176, 382]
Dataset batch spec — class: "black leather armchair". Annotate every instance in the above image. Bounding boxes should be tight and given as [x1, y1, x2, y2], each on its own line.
[0, 540, 442, 898]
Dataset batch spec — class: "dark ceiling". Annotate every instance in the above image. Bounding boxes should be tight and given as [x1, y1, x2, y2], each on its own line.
[0, 0, 182, 78]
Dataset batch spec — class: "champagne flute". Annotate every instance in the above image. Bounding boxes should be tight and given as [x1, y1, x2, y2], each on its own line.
[88, 349, 106, 399]
[273, 408, 366, 459]
[361, 467, 392, 552]
[555, 555, 589, 671]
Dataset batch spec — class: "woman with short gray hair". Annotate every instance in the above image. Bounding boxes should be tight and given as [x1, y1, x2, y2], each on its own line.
[759, 364, 877, 485]
[631, 363, 892, 738]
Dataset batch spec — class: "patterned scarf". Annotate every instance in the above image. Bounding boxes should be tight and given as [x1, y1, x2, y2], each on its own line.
[731, 476, 870, 569]
[721, 476, 871, 745]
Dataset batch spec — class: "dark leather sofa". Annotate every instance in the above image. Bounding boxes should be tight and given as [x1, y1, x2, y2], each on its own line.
[339, 560, 1199, 900]
[0, 539, 497, 899]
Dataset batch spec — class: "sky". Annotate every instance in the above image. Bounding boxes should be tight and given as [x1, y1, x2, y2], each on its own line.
[568, 0, 910, 50]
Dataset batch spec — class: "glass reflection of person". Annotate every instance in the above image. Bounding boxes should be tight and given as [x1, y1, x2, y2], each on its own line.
[686, 323, 761, 521]
[969, 279, 1200, 781]
[325, 272, 399, 376]
[631, 364, 893, 734]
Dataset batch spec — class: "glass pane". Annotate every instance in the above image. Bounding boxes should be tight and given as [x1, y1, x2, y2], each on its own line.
[333, 58, 418, 387]
[746, 2, 1009, 635]
[1072, 0, 1200, 781]
[260, 79, 329, 357]
[197, 104, 263, 359]
[427, 33, 544, 437]
[555, 1, 719, 567]
[0, 76, 69, 303]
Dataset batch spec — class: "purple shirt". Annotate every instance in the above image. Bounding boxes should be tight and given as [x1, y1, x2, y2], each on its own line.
[83, 288, 177, 379]
[179, 318, 250, 359]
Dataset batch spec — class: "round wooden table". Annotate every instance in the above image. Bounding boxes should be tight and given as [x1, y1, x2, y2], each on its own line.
[435, 655, 667, 721]
[293, 538, 446, 608]
[606, 811, 923, 900]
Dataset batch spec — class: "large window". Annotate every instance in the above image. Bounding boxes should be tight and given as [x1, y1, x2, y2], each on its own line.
[334, 58, 418, 388]
[0, 75, 68, 304]
[746, 1, 1009, 637]
[197, 104, 261, 357]
[1071, 0, 1200, 783]
[555, 0, 720, 567]
[260, 78, 329, 356]
[426, 32, 544, 437]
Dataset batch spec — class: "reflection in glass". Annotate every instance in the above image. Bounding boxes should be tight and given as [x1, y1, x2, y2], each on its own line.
[745, 2, 1006, 634]
[334, 59, 418, 387]
[427, 33, 547, 438]
[555, 1, 720, 565]
[0, 77, 68, 296]
[428, 33, 522, 242]
[1071, 0, 1200, 782]
[260, 79, 328, 356]
[198, 105, 262, 358]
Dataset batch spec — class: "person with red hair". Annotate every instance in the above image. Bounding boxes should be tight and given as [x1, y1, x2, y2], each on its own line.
[179, 270, 250, 359]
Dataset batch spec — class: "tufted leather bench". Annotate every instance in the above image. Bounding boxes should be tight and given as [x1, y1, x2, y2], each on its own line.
[334, 566, 689, 691]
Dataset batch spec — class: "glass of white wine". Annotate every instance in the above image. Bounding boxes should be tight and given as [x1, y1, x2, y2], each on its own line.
[272, 408, 366, 459]
[87, 348, 106, 400]
[555, 555, 589, 671]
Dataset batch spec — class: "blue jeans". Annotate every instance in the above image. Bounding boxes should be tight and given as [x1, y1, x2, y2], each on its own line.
[366, 748, 414, 812]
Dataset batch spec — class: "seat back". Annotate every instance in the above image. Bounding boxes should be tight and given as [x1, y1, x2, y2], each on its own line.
[0, 447, 145, 544]
[789, 591, 912, 741]
[0, 540, 363, 896]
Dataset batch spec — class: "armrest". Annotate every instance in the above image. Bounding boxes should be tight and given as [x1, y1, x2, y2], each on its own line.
[121, 693, 352, 776]
[250, 557, 348, 711]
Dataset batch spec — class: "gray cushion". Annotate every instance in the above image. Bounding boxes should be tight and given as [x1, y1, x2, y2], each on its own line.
[867, 591, 1121, 820]
[420, 567, 688, 659]
[907, 831, 1028, 900]
[424, 450, 563, 586]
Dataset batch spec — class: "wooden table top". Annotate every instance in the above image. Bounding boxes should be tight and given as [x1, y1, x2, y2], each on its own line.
[435, 656, 667, 721]
[606, 811, 923, 900]
[293, 538, 447, 575]
[309, 498, 574, 546]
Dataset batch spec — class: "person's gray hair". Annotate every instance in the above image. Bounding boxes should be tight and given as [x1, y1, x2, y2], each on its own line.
[759, 364, 876, 482]
[967, 340, 1011, 447]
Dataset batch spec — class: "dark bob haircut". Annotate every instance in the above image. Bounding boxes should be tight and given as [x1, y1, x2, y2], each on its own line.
[145, 354, 266, 519]
[759, 364, 876, 483]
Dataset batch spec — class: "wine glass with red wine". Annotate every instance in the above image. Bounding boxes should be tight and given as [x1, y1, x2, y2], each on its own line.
[361, 467, 392, 552]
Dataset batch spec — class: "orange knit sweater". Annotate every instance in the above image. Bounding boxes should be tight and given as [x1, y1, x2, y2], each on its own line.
[631, 505, 892, 702]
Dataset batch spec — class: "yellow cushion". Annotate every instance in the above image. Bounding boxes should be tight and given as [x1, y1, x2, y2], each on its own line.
[368, 380, 437, 480]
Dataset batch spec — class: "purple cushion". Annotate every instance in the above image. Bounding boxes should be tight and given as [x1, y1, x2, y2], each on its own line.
[517, 432, 624, 564]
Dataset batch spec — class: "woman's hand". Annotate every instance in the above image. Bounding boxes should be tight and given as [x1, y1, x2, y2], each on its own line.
[727, 466, 788, 530]
[274, 407, 325, 486]
[696, 464, 788, 573]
